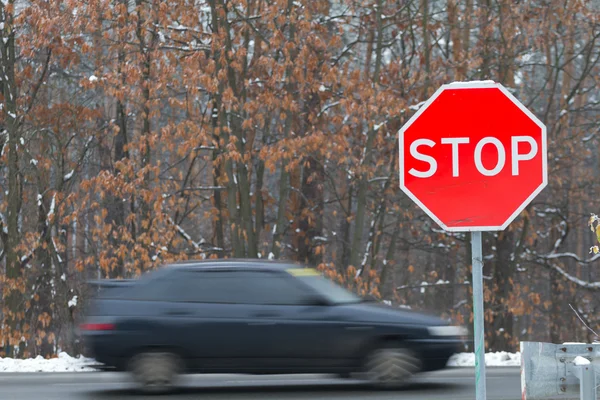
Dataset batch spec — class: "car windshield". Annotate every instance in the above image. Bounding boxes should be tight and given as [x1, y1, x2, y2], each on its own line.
[288, 268, 363, 304]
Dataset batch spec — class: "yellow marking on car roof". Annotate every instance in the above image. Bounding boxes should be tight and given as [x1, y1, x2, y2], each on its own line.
[286, 268, 319, 276]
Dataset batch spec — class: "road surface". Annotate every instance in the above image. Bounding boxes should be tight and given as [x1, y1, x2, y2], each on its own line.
[0, 367, 521, 400]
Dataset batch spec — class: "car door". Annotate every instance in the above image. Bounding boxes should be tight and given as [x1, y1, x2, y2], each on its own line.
[224, 269, 363, 370]
[140, 268, 261, 371]
[270, 270, 369, 368]
[162, 268, 316, 372]
[274, 268, 378, 366]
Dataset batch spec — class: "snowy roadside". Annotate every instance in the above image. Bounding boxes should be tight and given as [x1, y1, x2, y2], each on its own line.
[447, 351, 521, 367]
[0, 351, 521, 372]
[0, 352, 97, 372]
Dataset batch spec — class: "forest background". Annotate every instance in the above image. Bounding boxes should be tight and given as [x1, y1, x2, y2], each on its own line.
[0, 0, 598, 358]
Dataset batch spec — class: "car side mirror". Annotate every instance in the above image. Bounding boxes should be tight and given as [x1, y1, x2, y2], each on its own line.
[302, 294, 329, 306]
[362, 294, 378, 303]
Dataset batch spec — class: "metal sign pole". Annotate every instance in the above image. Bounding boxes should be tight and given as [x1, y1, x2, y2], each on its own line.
[471, 231, 487, 400]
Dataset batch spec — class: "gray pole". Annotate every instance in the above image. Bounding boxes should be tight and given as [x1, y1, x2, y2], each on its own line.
[471, 231, 486, 400]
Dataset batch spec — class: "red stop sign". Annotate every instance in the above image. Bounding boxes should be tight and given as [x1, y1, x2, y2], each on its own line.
[399, 81, 547, 231]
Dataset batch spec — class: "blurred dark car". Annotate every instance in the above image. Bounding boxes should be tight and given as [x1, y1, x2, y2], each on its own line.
[80, 259, 466, 392]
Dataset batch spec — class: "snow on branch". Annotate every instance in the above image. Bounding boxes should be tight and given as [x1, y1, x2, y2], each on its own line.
[317, 101, 340, 117]
[539, 252, 600, 264]
[20, 238, 42, 268]
[51, 237, 63, 264]
[193, 145, 217, 151]
[0, 211, 7, 234]
[548, 263, 600, 290]
[168, 217, 205, 249]
[533, 215, 600, 265]
[531, 213, 600, 290]
[63, 170, 74, 182]
[397, 280, 469, 291]
[47, 194, 56, 223]
[165, 217, 224, 256]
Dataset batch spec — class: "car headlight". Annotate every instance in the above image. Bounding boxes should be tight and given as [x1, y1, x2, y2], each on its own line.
[427, 326, 469, 337]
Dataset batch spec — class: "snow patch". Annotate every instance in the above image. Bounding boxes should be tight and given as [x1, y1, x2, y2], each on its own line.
[0, 352, 96, 372]
[68, 296, 78, 308]
[574, 356, 591, 366]
[408, 101, 425, 111]
[448, 80, 496, 87]
[447, 351, 520, 367]
[48, 194, 56, 219]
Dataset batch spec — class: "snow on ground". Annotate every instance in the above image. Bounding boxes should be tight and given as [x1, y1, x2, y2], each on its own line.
[447, 351, 521, 367]
[0, 352, 97, 372]
[0, 351, 521, 372]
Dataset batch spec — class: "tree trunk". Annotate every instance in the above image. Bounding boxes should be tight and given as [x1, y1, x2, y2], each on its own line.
[2, 0, 24, 357]
[478, 0, 493, 79]
[422, 0, 430, 95]
[488, 229, 515, 351]
[211, 99, 226, 255]
[349, 0, 383, 269]
[209, 0, 243, 257]
[448, 0, 463, 80]
[271, 166, 289, 259]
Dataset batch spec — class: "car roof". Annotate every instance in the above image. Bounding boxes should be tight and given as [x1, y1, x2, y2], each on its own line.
[163, 258, 307, 271]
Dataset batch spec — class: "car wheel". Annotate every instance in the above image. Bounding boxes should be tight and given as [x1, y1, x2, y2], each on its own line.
[364, 343, 421, 389]
[129, 351, 182, 394]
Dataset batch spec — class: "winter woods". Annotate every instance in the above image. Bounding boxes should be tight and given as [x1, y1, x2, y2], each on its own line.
[0, 0, 599, 357]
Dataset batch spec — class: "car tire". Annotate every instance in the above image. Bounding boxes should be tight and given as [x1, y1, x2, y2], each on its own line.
[363, 343, 421, 389]
[129, 350, 183, 394]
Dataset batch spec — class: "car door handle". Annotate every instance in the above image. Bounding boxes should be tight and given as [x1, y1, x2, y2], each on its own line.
[252, 312, 279, 318]
[165, 309, 192, 316]
[345, 326, 373, 331]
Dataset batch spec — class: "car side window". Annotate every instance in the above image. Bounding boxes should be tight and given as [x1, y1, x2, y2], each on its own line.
[127, 273, 180, 301]
[171, 269, 311, 305]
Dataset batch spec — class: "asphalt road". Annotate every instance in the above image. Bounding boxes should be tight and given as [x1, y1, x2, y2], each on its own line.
[0, 367, 521, 400]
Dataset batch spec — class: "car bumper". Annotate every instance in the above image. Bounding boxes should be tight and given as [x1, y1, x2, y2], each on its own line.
[408, 337, 465, 371]
[81, 333, 129, 371]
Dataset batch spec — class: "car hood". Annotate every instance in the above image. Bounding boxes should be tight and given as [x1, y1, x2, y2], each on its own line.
[339, 302, 448, 326]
